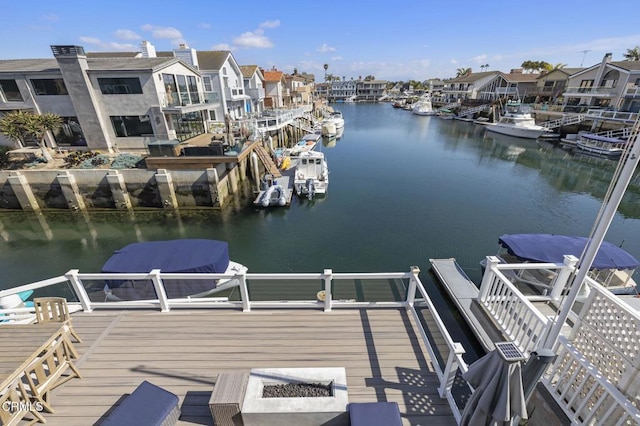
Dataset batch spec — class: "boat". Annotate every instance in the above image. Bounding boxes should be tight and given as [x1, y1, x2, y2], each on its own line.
[485, 101, 552, 139]
[411, 94, 436, 116]
[100, 239, 248, 300]
[253, 174, 290, 207]
[326, 110, 345, 129]
[575, 133, 627, 158]
[437, 108, 455, 119]
[480, 233, 639, 294]
[289, 133, 321, 157]
[321, 120, 337, 137]
[294, 150, 329, 200]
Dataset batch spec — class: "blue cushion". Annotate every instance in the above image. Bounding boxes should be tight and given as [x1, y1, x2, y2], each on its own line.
[102, 381, 179, 426]
[349, 402, 402, 426]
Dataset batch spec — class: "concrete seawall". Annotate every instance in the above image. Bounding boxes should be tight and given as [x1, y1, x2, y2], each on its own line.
[0, 161, 249, 211]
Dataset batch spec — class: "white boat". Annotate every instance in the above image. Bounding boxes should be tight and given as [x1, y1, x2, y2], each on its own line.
[321, 121, 337, 137]
[289, 133, 322, 156]
[100, 239, 248, 300]
[485, 101, 551, 139]
[254, 175, 290, 207]
[480, 233, 639, 295]
[294, 150, 329, 200]
[324, 110, 345, 129]
[411, 94, 436, 116]
[575, 133, 627, 158]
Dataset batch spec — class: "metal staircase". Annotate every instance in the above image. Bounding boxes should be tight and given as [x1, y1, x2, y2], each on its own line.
[457, 104, 491, 117]
[253, 143, 282, 178]
[539, 114, 586, 129]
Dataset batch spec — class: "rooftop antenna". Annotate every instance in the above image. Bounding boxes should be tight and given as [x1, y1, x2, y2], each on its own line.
[579, 50, 591, 67]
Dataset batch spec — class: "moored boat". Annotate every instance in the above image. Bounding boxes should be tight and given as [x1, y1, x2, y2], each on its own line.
[294, 150, 329, 200]
[485, 101, 551, 139]
[411, 94, 436, 116]
[575, 133, 627, 158]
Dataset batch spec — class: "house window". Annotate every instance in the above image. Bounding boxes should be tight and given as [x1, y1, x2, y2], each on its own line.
[188, 75, 200, 104]
[110, 115, 153, 137]
[0, 79, 23, 101]
[163, 74, 177, 105]
[579, 80, 594, 93]
[208, 110, 216, 121]
[203, 76, 212, 92]
[98, 77, 143, 94]
[30, 79, 68, 95]
[177, 75, 189, 105]
[53, 117, 86, 146]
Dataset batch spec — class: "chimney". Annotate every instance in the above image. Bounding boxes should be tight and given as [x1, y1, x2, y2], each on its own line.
[140, 41, 156, 58]
[173, 43, 199, 69]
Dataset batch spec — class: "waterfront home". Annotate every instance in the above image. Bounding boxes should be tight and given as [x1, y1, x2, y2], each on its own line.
[261, 68, 286, 108]
[356, 79, 388, 102]
[0, 45, 209, 153]
[562, 52, 640, 112]
[239, 65, 266, 117]
[529, 67, 583, 104]
[441, 71, 501, 103]
[283, 71, 314, 107]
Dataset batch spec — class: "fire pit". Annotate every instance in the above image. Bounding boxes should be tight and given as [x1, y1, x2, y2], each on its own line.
[241, 367, 348, 426]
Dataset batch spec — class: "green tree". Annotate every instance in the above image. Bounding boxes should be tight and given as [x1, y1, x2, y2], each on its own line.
[0, 111, 61, 162]
[364, 75, 376, 81]
[623, 46, 640, 61]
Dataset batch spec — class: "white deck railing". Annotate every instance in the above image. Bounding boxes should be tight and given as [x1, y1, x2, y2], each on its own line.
[478, 257, 640, 424]
[0, 266, 470, 422]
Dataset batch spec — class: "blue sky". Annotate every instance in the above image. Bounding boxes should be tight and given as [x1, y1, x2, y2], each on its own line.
[5, 0, 640, 81]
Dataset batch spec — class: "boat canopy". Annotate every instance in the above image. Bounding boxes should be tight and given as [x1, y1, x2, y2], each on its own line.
[582, 133, 626, 144]
[101, 239, 231, 299]
[498, 234, 640, 270]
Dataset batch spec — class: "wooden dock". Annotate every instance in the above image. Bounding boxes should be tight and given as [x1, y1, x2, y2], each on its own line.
[429, 258, 503, 351]
[39, 308, 456, 426]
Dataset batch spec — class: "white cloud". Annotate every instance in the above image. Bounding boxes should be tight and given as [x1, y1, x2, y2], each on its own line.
[141, 24, 183, 40]
[41, 13, 59, 22]
[450, 59, 458, 65]
[78, 37, 136, 51]
[331, 56, 343, 61]
[199, 23, 211, 29]
[470, 54, 488, 64]
[114, 29, 141, 41]
[212, 43, 232, 50]
[233, 29, 273, 48]
[318, 44, 336, 53]
[259, 20, 280, 29]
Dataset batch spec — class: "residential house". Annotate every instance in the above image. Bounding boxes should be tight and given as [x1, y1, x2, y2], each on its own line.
[498, 69, 540, 102]
[284, 71, 313, 107]
[0, 44, 209, 152]
[262, 69, 285, 108]
[563, 53, 640, 112]
[529, 68, 583, 104]
[440, 71, 500, 103]
[314, 82, 329, 99]
[239, 65, 265, 116]
[356, 79, 387, 102]
[194, 49, 250, 122]
[328, 80, 357, 102]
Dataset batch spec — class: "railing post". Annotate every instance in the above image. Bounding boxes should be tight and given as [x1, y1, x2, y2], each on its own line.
[323, 269, 332, 312]
[406, 266, 420, 307]
[238, 269, 251, 312]
[438, 342, 466, 398]
[65, 269, 93, 313]
[478, 256, 500, 302]
[150, 269, 170, 312]
[550, 255, 579, 301]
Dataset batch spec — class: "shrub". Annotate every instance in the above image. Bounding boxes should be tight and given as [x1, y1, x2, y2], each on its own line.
[111, 153, 144, 169]
[79, 154, 110, 169]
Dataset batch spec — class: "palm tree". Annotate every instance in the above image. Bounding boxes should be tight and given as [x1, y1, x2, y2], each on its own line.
[3, 112, 62, 162]
[456, 68, 471, 77]
[0, 110, 32, 149]
[323, 63, 328, 82]
[623, 46, 640, 61]
[552, 63, 567, 70]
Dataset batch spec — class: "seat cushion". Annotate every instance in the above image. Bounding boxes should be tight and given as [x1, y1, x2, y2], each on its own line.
[102, 381, 179, 426]
[349, 402, 402, 426]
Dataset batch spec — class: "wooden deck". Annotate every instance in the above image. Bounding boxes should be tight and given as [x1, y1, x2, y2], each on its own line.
[41, 308, 456, 425]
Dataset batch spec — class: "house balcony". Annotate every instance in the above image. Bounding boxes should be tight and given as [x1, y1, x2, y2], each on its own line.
[160, 94, 209, 113]
[494, 87, 518, 96]
[246, 87, 265, 100]
[203, 92, 220, 105]
[624, 84, 640, 98]
[563, 86, 617, 97]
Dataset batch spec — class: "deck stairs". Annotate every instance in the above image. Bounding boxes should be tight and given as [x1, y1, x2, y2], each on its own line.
[457, 104, 491, 118]
[253, 143, 281, 178]
[539, 114, 586, 129]
[437, 102, 460, 112]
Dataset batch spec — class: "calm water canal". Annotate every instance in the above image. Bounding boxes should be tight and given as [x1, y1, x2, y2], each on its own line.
[1, 103, 639, 355]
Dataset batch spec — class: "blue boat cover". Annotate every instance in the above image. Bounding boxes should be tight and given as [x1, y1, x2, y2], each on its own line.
[582, 133, 626, 144]
[498, 234, 640, 270]
[101, 239, 230, 299]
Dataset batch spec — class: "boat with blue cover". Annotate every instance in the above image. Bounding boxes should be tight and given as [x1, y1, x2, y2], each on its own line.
[100, 239, 247, 300]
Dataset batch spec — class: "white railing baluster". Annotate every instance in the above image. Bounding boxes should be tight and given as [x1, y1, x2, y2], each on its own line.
[150, 269, 169, 312]
[238, 270, 250, 312]
[323, 269, 332, 312]
[65, 269, 93, 313]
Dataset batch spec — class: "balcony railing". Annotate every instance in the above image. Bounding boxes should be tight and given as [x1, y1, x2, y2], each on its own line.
[203, 92, 220, 104]
[624, 85, 640, 98]
[564, 86, 616, 96]
[246, 87, 265, 100]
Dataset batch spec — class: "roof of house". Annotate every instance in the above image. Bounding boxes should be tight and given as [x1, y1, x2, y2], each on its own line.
[239, 65, 260, 78]
[0, 57, 186, 73]
[610, 60, 640, 71]
[449, 71, 499, 83]
[196, 51, 231, 71]
[263, 70, 284, 82]
[502, 72, 540, 83]
[86, 52, 141, 58]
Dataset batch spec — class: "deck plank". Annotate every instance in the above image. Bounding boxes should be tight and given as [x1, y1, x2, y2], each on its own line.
[29, 308, 457, 426]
